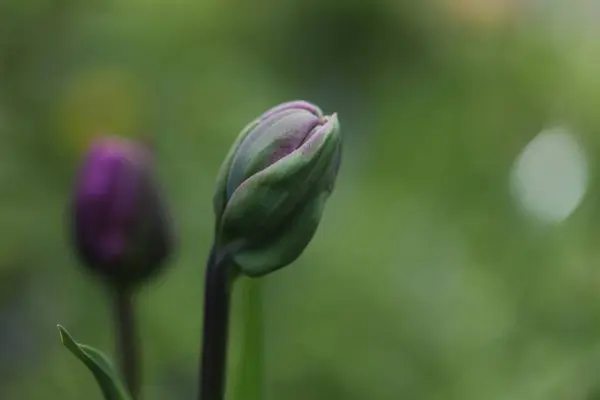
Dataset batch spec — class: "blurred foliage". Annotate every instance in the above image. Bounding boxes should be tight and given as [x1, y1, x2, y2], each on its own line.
[3, 0, 600, 399]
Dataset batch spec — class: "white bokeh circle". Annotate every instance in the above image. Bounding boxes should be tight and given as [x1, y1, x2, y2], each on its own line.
[510, 126, 589, 223]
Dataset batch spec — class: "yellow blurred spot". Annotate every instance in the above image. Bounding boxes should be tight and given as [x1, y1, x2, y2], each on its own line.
[56, 67, 143, 156]
[442, 0, 519, 27]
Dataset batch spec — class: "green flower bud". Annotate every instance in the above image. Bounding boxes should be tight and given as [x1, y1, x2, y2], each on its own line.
[213, 101, 341, 276]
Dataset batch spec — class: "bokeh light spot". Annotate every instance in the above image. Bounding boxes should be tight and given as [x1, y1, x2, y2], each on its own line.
[56, 67, 143, 157]
[510, 126, 588, 224]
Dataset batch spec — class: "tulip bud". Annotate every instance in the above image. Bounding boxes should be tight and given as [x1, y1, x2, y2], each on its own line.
[71, 136, 173, 288]
[213, 101, 342, 277]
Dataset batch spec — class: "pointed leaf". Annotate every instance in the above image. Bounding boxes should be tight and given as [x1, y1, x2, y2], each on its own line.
[58, 325, 132, 400]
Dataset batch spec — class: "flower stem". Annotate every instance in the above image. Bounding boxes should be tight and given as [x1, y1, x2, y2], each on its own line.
[199, 244, 238, 400]
[231, 277, 264, 400]
[113, 286, 140, 399]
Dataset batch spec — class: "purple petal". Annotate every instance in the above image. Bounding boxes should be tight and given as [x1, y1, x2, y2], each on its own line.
[259, 100, 322, 121]
[74, 137, 146, 265]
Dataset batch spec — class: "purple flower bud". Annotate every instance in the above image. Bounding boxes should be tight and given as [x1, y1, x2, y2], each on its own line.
[212, 100, 342, 276]
[71, 136, 173, 287]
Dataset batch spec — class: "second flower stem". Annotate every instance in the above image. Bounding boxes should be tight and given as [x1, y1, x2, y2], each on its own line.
[231, 277, 264, 400]
[199, 244, 237, 400]
[113, 286, 140, 399]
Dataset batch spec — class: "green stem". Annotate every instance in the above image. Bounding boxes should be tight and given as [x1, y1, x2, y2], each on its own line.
[230, 277, 264, 400]
[113, 287, 140, 400]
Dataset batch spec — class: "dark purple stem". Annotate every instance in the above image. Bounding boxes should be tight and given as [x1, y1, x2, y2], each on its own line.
[113, 287, 140, 399]
[198, 242, 242, 400]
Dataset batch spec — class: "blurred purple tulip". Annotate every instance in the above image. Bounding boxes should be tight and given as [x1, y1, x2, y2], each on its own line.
[71, 136, 173, 287]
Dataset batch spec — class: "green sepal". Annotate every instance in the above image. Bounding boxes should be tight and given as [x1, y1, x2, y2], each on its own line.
[219, 114, 340, 246]
[57, 325, 133, 400]
[225, 109, 320, 198]
[233, 191, 329, 276]
[213, 118, 261, 229]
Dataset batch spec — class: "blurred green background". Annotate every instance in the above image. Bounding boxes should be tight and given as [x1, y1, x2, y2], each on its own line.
[4, 0, 600, 399]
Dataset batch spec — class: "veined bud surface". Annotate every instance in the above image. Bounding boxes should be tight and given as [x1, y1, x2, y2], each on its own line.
[213, 101, 342, 276]
[72, 136, 173, 288]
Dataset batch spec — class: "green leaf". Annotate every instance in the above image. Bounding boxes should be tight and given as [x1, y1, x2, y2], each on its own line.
[57, 325, 133, 400]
